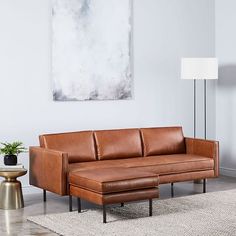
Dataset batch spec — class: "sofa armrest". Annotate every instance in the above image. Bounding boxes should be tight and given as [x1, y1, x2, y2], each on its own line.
[29, 146, 69, 195]
[185, 137, 219, 177]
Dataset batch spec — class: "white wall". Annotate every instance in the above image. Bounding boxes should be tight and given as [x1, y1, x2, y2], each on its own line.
[0, 0, 215, 191]
[215, 0, 236, 177]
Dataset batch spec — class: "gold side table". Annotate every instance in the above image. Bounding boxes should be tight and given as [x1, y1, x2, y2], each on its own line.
[0, 168, 27, 210]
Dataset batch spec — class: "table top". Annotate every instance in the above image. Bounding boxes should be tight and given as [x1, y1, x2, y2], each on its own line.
[0, 168, 27, 179]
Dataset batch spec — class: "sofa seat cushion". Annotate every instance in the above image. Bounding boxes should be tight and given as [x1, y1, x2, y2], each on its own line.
[69, 154, 214, 176]
[69, 168, 159, 194]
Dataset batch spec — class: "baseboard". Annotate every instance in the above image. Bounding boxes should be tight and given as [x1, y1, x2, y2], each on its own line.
[22, 185, 42, 195]
[220, 167, 236, 178]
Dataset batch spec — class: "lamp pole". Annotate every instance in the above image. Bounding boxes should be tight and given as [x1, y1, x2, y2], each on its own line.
[194, 79, 196, 138]
[194, 79, 207, 139]
[204, 79, 207, 140]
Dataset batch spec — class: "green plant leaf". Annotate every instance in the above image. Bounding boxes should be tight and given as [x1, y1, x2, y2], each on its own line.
[0, 141, 27, 156]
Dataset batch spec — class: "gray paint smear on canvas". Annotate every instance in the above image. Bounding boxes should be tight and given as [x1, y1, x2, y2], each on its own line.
[52, 0, 132, 101]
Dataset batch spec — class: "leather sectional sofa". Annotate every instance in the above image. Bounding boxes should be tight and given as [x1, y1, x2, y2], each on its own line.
[29, 126, 219, 208]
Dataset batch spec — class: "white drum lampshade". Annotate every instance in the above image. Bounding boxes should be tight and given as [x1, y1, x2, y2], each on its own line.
[181, 58, 218, 80]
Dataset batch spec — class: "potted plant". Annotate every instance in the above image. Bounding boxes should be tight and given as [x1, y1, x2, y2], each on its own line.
[0, 142, 27, 166]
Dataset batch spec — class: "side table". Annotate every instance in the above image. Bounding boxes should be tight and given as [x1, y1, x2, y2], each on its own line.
[0, 168, 27, 210]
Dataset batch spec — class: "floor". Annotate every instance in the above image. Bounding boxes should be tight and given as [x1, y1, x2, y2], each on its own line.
[0, 176, 236, 236]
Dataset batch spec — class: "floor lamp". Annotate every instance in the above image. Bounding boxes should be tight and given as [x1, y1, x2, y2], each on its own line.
[181, 58, 218, 139]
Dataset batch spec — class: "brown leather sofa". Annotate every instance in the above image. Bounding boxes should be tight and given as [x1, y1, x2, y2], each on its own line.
[29, 127, 219, 205]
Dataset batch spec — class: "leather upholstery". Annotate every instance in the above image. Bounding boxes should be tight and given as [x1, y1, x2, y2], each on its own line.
[141, 127, 185, 156]
[69, 154, 213, 176]
[39, 131, 96, 163]
[159, 170, 214, 184]
[185, 137, 219, 177]
[29, 127, 219, 196]
[70, 186, 159, 205]
[29, 147, 68, 195]
[94, 129, 142, 160]
[69, 168, 159, 194]
[70, 168, 159, 206]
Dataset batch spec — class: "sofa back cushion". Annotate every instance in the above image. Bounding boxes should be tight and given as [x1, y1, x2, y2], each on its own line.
[39, 131, 96, 163]
[141, 127, 185, 156]
[94, 129, 142, 160]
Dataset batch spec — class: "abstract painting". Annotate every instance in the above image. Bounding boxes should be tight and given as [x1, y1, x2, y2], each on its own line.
[52, 0, 132, 101]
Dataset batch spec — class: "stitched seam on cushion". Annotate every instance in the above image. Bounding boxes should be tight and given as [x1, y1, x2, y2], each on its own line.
[151, 168, 213, 176]
[72, 157, 212, 171]
[128, 166, 213, 171]
[70, 175, 158, 185]
[69, 184, 159, 194]
[102, 176, 159, 184]
[125, 159, 213, 168]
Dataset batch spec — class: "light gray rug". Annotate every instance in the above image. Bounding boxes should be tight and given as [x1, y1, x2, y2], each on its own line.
[28, 189, 236, 236]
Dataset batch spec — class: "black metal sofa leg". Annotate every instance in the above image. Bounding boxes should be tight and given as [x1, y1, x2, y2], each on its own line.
[203, 179, 206, 193]
[171, 183, 174, 197]
[69, 195, 72, 212]
[149, 199, 153, 216]
[43, 190, 46, 202]
[77, 198, 81, 213]
[103, 205, 107, 223]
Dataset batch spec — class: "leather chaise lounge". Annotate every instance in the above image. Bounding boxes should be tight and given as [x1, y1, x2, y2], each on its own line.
[69, 167, 159, 222]
[29, 127, 219, 221]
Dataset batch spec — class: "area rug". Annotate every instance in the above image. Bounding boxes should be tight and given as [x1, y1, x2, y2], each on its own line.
[27, 189, 236, 236]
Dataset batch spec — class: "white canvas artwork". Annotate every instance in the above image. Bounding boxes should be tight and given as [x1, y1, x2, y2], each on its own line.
[52, 0, 132, 101]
